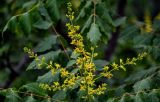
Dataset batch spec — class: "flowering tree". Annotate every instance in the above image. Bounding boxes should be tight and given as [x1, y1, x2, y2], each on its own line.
[0, 0, 160, 102]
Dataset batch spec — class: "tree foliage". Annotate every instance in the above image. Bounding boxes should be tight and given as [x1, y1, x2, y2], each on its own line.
[0, 0, 160, 102]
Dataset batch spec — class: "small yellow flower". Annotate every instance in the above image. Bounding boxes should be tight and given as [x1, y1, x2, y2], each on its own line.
[84, 63, 94, 70]
[53, 82, 59, 86]
[93, 53, 98, 57]
[111, 62, 118, 70]
[88, 87, 96, 95]
[51, 82, 61, 91]
[60, 68, 69, 77]
[54, 63, 61, 69]
[101, 72, 113, 79]
[103, 66, 109, 71]
[96, 83, 107, 95]
[80, 85, 86, 90]
[85, 76, 95, 85]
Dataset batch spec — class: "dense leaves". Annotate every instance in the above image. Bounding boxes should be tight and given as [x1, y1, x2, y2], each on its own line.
[87, 23, 102, 44]
[0, 0, 160, 102]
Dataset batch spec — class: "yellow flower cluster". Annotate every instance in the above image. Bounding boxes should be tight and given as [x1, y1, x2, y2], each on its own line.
[144, 11, 153, 33]
[65, 3, 107, 98]
[24, 47, 47, 69]
[23, 47, 37, 58]
[66, 2, 74, 21]
[100, 52, 147, 79]
[24, 2, 148, 101]
[24, 47, 79, 91]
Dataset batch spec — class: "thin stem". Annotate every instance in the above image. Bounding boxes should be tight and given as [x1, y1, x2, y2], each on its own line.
[90, 48, 95, 63]
[94, 74, 103, 81]
[0, 88, 61, 102]
[38, 2, 70, 61]
[93, 0, 96, 24]
[51, 26, 70, 60]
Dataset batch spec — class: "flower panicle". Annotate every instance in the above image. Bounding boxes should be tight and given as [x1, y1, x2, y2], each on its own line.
[101, 52, 147, 79]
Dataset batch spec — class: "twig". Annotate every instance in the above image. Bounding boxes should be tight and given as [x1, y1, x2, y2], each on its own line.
[0, 88, 61, 102]
[93, 0, 97, 24]
[51, 25, 70, 61]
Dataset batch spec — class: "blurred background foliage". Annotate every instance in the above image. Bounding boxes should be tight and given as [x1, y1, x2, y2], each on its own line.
[0, 0, 160, 101]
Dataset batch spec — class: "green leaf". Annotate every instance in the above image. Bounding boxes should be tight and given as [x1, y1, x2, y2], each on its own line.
[106, 98, 117, 102]
[27, 61, 37, 70]
[19, 13, 31, 34]
[96, 17, 111, 44]
[133, 35, 152, 46]
[87, 23, 102, 45]
[5, 89, 22, 102]
[45, 0, 60, 23]
[97, 16, 111, 36]
[120, 25, 138, 41]
[37, 70, 60, 83]
[34, 35, 57, 52]
[52, 90, 66, 101]
[29, 4, 42, 23]
[94, 59, 109, 71]
[81, 15, 93, 33]
[102, 7, 114, 26]
[115, 85, 126, 96]
[3, 16, 17, 33]
[2, 4, 40, 35]
[33, 19, 52, 30]
[134, 92, 147, 102]
[70, 52, 80, 59]
[147, 90, 159, 102]
[76, 1, 92, 21]
[66, 60, 76, 67]
[120, 94, 134, 102]
[25, 96, 37, 102]
[133, 78, 151, 92]
[23, 0, 37, 9]
[71, 68, 79, 74]
[76, 8, 85, 21]
[113, 17, 126, 27]
[125, 66, 159, 83]
[21, 83, 47, 96]
[84, 0, 92, 8]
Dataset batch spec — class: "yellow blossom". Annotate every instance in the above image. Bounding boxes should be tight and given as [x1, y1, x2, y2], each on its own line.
[53, 82, 59, 86]
[80, 85, 86, 90]
[103, 66, 109, 71]
[60, 68, 69, 77]
[54, 63, 61, 69]
[101, 72, 113, 79]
